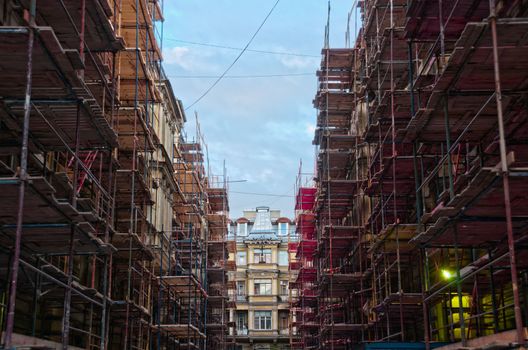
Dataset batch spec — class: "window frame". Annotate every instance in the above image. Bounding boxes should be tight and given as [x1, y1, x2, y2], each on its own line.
[236, 251, 247, 265]
[253, 248, 272, 264]
[278, 222, 288, 236]
[254, 279, 272, 295]
[237, 222, 248, 236]
[236, 281, 246, 296]
[279, 312, 289, 330]
[236, 312, 248, 331]
[254, 310, 272, 330]
[280, 280, 288, 296]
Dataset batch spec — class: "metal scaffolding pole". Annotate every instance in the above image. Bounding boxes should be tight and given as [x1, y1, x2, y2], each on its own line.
[489, 0, 525, 346]
[3, 1, 36, 347]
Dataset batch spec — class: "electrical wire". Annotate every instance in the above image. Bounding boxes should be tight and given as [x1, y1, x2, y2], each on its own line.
[230, 190, 294, 198]
[184, 0, 281, 111]
[169, 73, 313, 79]
[165, 38, 318, 58]
[265, 184, 296, 207]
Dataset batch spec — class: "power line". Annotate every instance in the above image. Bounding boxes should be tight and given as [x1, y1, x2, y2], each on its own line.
[169, 73, 313, 79]
[266, 184, 296, 207]
[230, 191, 294, 198]
[184, 0, 281, 111]
[165, 38, 319, 58]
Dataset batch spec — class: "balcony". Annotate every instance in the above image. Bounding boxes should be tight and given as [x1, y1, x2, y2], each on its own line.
[234, 329, 291, 339]
[245, 294, 290, 304]
[227, 293, 247, 304]
[227, 234, 298, 243]
[279, 329, 290, 336]
[247, 262, 279, 271]
[278, 295, 290, 303]
[236, 328, 248, 336]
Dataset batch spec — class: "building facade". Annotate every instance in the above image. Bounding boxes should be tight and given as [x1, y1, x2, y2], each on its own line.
[227, 207, 298, 350]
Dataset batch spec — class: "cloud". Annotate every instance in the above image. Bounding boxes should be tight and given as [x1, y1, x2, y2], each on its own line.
[161, 0, 352, 217]
[164, 47, 192, 68]
[278, 56, 319, 70]
[163, 46, 221, 72]
[256, 169, 275, 182]
[305, 123, 316, 136]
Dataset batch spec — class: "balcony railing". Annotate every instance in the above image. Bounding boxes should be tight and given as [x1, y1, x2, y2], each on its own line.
[234, 329, 291, 338]
[236, 328, 248, 335]
[247, 262, 279, 270]
[279, 294, 289, 302]
[279, 329, 290, 335]
[227, 234, 299, 243]
[244, 294, 291, 304]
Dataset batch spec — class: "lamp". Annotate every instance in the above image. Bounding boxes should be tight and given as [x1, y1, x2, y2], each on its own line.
[441, 269, 454, 280]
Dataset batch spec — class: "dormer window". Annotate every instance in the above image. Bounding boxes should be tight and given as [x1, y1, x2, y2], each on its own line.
[237, 222, 248, 236]
[278, 222, 288, 236]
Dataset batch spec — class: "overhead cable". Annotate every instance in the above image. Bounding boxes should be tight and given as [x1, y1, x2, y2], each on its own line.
[169, 73, 313, 79]
[230, 191, 294, 198]
[165, 38, 318, 58]
[184, 0, 281, 111]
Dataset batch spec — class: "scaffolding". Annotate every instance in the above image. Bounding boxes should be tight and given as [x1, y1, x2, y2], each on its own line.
[0, 0, 120, 348]
[0, 1, 228, 349]
[110, 0, 162, 347]
[169, 131, 208, 350]
[205, 167, 231, 350]
[308, 0, 528, 349]
[291, 165, 318, 350]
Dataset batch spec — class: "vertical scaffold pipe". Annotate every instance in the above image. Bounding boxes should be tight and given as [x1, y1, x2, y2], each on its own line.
[62, 226, 76, 349]
[3, 1, 36, 348]
[489, 0, 525, 346]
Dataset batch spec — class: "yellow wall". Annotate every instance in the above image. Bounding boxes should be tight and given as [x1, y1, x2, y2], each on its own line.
[228, 241, 292, 336]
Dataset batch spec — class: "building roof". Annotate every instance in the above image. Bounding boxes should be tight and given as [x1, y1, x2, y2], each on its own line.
[246, 207, 278, 241]
[251, 207, 274, 233]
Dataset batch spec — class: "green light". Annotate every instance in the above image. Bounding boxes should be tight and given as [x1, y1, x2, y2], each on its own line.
[441, 269, 454, 280]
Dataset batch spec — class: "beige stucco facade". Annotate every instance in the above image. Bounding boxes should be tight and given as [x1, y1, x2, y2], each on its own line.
[227, 207, 297, 350]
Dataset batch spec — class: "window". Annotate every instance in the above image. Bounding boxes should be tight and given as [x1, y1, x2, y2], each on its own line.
[236, 281, 246, 296]
[237, 251, 247, 265]
[279, 312, 289, 330]
[291, 288, 298, 298]
[278, 250, 288, 266]
[278, 222, 288, 236]
[237, 222, 248, 236]
[254, 279, 272, 295]
[254, 248, 272, 263]
[254, 311, 272, 330]
[280, 280, 288, 296]
[237, 312, 248, 332]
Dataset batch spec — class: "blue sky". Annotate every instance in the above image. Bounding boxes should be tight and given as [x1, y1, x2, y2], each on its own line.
[162, 1, 357, 218]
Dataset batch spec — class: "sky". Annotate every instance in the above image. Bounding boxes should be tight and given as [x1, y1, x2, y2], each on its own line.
[162, 1, 358, 218]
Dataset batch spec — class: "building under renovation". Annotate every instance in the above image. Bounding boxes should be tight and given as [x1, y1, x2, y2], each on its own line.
[1, 0, 528, 349]
[227, 207, 297, 350]
[0, 1, 230, 349]
[291, 0, 528, 349]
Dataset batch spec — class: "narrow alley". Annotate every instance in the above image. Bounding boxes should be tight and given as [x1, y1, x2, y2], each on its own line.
[0, 1, 527, 350]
